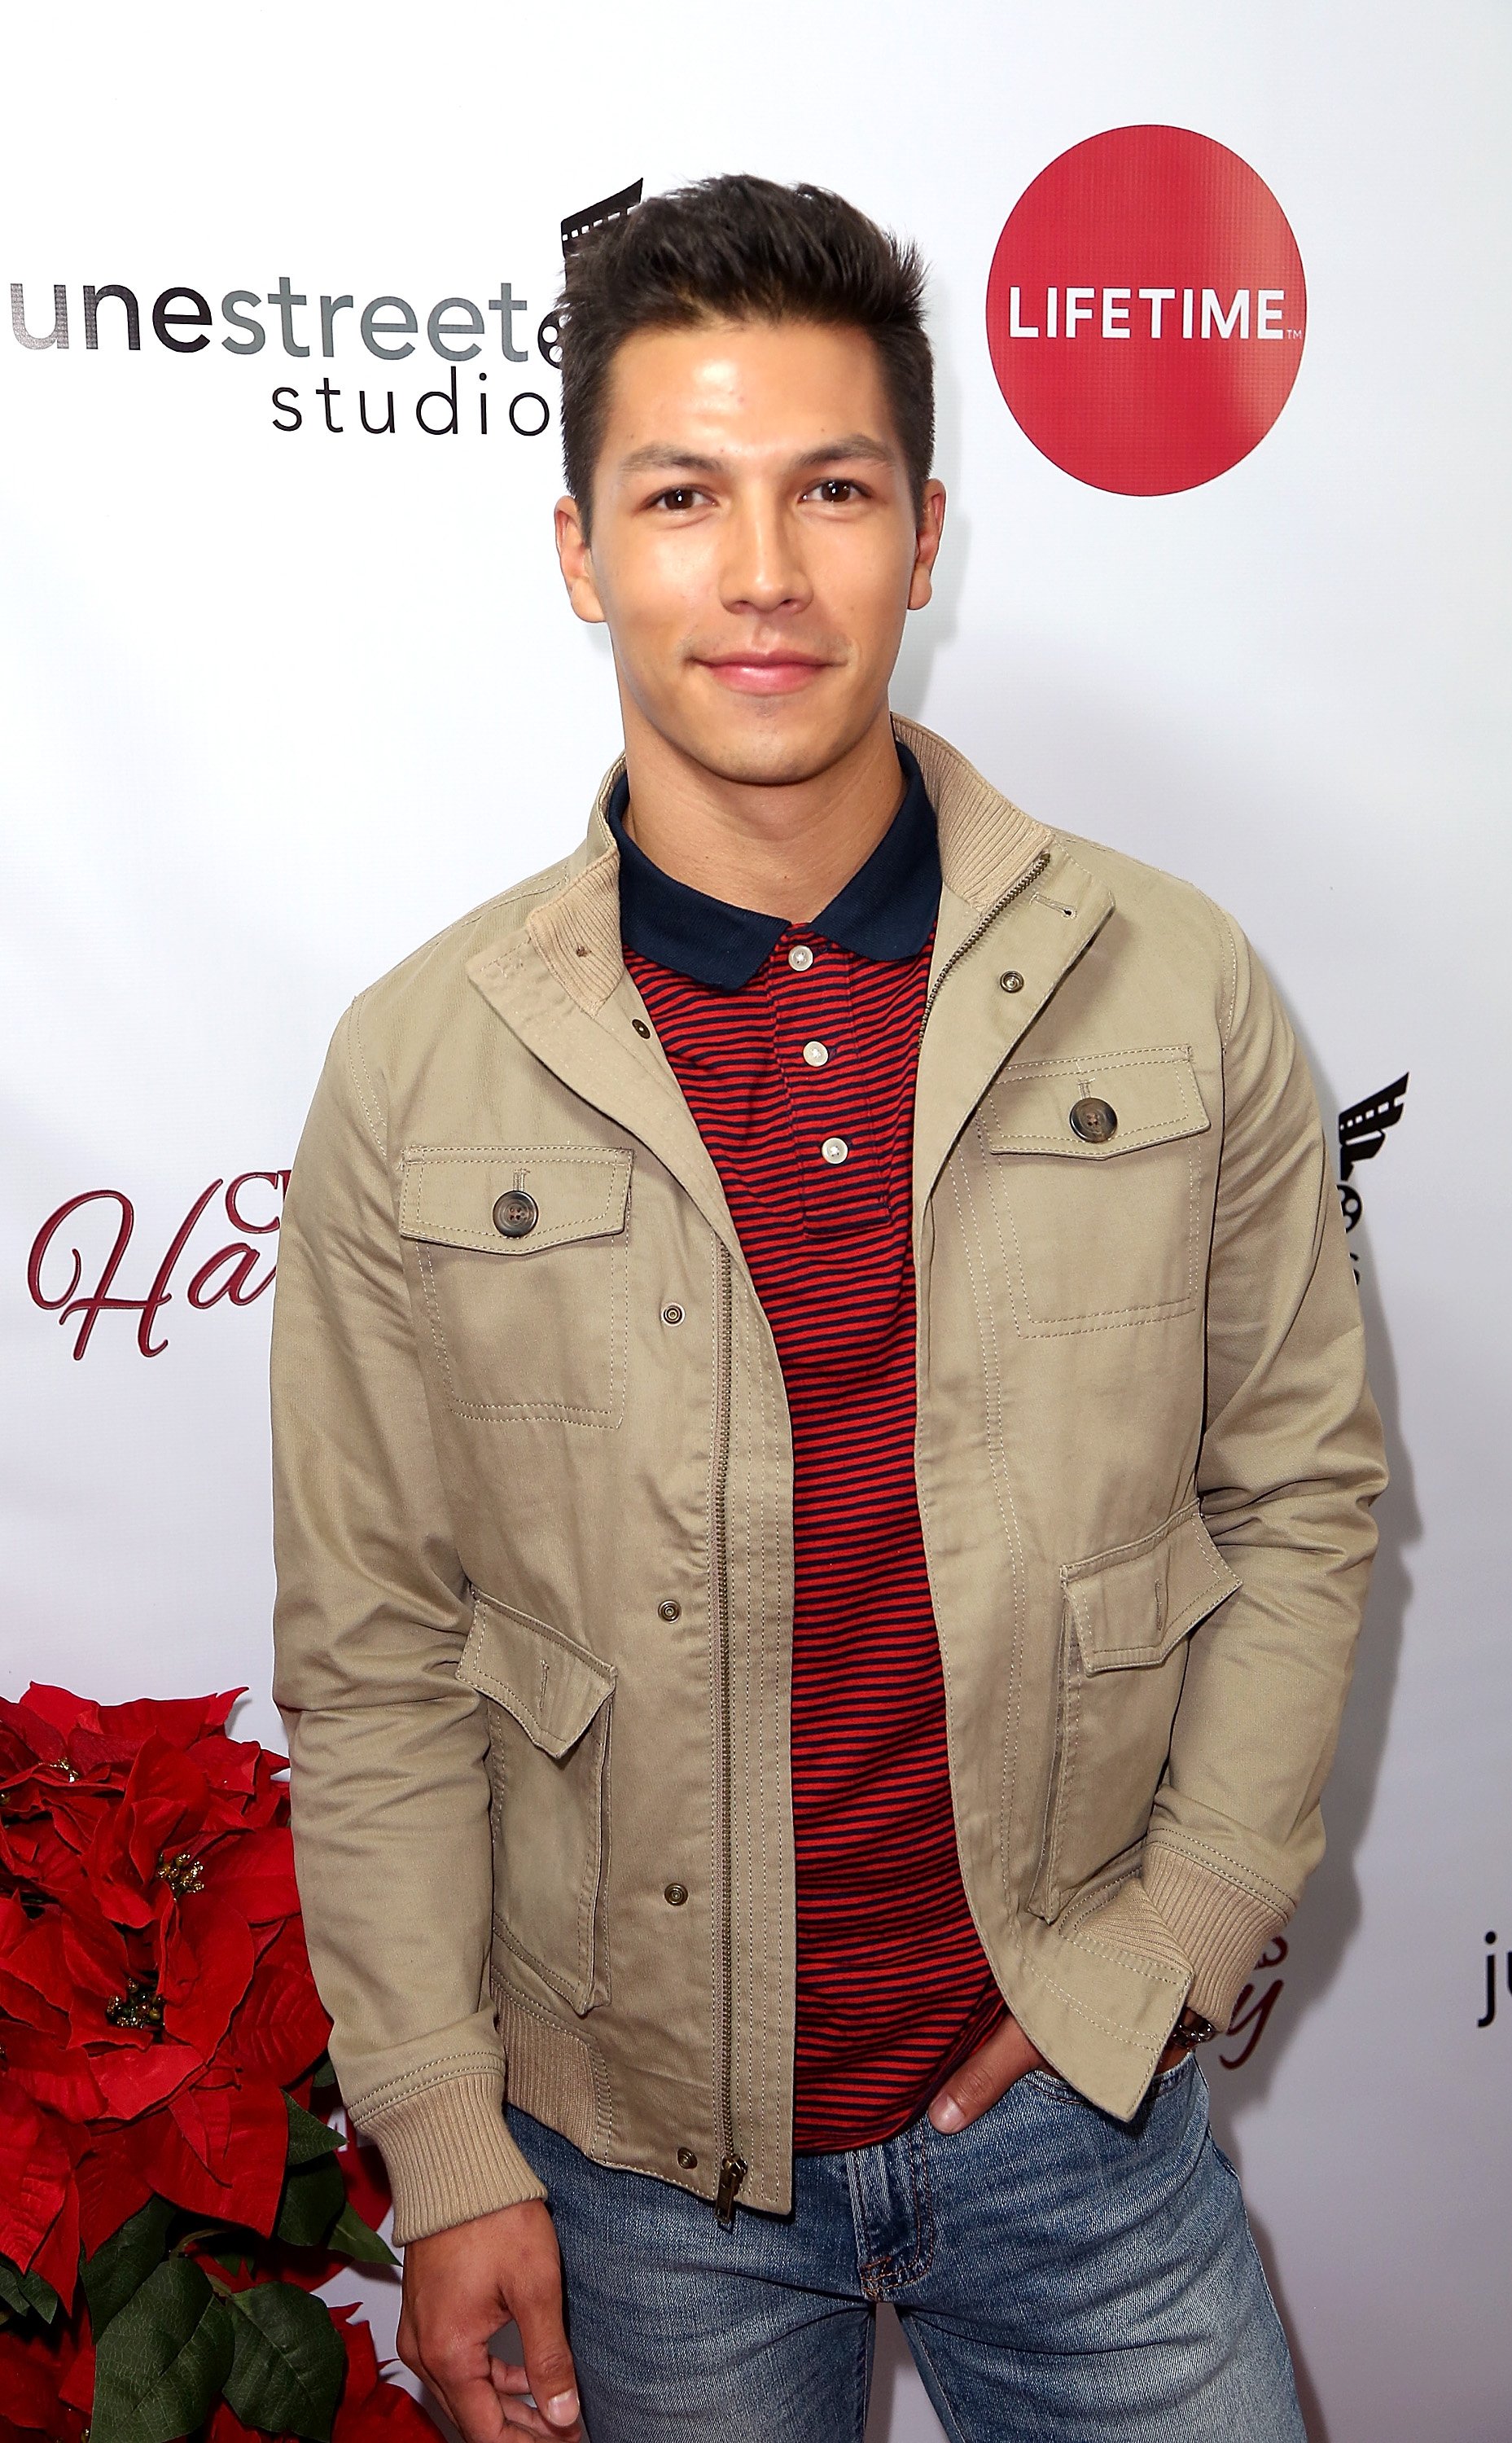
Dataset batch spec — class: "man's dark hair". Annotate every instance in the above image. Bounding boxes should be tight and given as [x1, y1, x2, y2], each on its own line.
[558, 174, 933, 529]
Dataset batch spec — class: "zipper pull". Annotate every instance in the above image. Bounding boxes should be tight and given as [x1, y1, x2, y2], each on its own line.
[714, 2154, 747, 2226]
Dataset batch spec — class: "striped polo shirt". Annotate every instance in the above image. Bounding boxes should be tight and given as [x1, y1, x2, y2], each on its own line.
[611, 744, 1006, 2151]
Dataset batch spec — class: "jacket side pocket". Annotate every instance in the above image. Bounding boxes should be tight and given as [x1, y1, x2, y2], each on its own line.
[1030, 1504, 1240, 1922]
[457, 1591, 616, 2015]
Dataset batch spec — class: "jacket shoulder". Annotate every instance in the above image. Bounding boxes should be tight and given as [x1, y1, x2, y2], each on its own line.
[343, 845, 584, 1061]
[1054, 830, 1245, 1025]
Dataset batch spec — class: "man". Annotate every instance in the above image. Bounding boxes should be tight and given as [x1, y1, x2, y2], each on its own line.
[272, 177, 1386, 2442]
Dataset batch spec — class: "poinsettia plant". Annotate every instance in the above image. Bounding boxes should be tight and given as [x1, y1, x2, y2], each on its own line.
[0, 1685, 439, 2443]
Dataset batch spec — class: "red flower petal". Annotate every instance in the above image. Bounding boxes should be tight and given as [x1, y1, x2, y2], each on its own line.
[15, 1686, 100, 1739]
[91, 2035, 201, 2120]
[0, 2086, 72, 2277]
[206, 2403, 274, 2443]
[57, 2323, 95, 2412]
[73, 2134, 153, 2254]
[0, 2025, 106, 2121]
[201, 1824, 300, 1923]
[128, 2068, 287, 2234]
[222, 1918, 331, 2086]
[99, 1691, 242, 1748]
[32, 2173, 81, 2311]
[329, 2304, 381, 2404]
[160, 1892, 256, 2057]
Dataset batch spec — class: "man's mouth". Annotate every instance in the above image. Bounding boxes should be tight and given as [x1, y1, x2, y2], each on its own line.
[695, 651, 835, 696]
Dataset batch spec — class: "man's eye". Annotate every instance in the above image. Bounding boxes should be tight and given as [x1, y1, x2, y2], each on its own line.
[809, 478, 862, 504]
[653, 487, 704, 511]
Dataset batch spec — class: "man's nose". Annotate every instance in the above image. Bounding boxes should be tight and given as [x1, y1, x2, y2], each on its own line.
[720, 498, 811, 615]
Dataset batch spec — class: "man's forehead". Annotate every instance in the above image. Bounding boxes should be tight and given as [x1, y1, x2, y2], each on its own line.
[602, 321, 901, 469]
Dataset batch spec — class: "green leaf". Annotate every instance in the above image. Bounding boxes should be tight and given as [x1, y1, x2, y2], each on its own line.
[91, 2256, 235, 2443]
[274, 2151, 346, 2248]
[82, 2196, 176, 2339]
[0, 2254, 61, 2323]
[309, 2052, 339, 2091]
[326, 2200, 397, 2267]
[224, 2281, 346, 2443]
[283, 2090, 343, 2167]
[211, 2244, 260, 2277]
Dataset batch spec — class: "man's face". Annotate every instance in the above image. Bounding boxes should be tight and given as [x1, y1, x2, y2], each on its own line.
[554, 318, 944, 789]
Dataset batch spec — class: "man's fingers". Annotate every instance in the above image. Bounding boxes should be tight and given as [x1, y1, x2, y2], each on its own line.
[513, 2270, 581, 2436]
[417, 2359, 509, 2443]
[490, 2357, 584, 2440]
[927, 2013, 1045, 2132]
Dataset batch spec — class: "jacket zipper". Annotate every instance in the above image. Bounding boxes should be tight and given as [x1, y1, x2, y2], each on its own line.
[711, 1240, 747, 2226]
[919, 849, 1051, 1038]
[705, 857, 1054, 2223]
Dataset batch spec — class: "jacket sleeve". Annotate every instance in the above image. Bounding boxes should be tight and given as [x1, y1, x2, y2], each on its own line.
[1139, 912, 1388, 2028]
[270, 1000, 546, 2240]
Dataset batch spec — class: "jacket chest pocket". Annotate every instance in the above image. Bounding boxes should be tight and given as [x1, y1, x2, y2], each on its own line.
[1031, 1504, 1239, 1921]
[399, 1143, 632, 1424]
[980, 1047, 1210, 1333]
[458, 1590, 616, 2015]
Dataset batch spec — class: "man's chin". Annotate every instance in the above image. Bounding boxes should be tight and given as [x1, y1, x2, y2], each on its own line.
[673, 712, 875, 792]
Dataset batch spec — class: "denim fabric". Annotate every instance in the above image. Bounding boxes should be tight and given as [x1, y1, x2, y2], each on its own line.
[507, 2059, 1304, 2442]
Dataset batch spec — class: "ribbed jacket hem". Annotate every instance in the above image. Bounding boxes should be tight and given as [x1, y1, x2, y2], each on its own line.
[1142, 1846, 1290, 2029]
[358, 2067, 546, 2243]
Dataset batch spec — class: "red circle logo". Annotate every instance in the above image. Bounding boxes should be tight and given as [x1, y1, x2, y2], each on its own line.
[985, 125, 1306, 495]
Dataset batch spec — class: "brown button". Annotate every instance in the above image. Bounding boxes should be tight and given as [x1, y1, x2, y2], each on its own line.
[998, 970, 1024, 993]
[677, 2147, 699, 2169]
[633, 1018, 651, 1038]
[664, 1882, 688, 1906]
[658, 1599, 681, 1622]
[1069, 1097, 1118, 1145]
[493, 1189, 538, 1237]
[661, 1304, 685, 1326]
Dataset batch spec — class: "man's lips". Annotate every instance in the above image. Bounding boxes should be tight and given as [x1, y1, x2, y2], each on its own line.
[695, 652, 835, 696]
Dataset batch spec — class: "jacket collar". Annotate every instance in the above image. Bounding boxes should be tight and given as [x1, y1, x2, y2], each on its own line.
[605, 741, 940, 989]
[514, 716, 1058, 1019]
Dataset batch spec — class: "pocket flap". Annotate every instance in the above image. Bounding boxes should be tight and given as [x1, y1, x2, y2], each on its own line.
[399, 1145, 632, 1253]
[983, 1047, 1209, 1160]
[457, 1592, 616, 1757]
[1063, 1505, 1240, 1673]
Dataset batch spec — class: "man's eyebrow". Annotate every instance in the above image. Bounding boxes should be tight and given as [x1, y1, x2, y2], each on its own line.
[617, 445, 725, 477]
[791, 433, 895, 470]
[615, 433, 897, 479]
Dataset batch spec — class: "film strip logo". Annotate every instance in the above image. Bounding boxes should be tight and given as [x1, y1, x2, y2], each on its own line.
[537, 180, 645, 368]
[562, 179, 644, 257]
[1338, 1073, 1408, 1266]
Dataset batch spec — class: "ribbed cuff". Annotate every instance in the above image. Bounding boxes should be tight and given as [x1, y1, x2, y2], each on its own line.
[357, 2067, 547, 2243]
[1141, 1847, 1289, 2030]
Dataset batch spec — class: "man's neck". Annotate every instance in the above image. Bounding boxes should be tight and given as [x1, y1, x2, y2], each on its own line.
[617, 705, 905, 924]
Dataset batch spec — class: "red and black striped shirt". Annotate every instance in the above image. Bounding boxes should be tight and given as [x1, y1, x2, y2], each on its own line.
[612, 748, 1005, 2151]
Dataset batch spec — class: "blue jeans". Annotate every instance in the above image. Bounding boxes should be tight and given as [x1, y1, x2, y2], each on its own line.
[508, 2056, 1304, 2441]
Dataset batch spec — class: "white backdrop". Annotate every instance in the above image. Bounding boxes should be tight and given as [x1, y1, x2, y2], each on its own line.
[3, 7, 1509, 2437]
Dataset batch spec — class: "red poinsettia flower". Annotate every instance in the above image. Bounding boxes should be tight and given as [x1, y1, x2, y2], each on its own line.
[0, 1686, 331, 2295]
[0, 1684, 422, 2437]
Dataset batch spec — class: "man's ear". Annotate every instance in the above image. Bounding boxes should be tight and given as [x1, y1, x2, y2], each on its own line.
[906, 480, 947, 613]
[554, 496, 607, 625]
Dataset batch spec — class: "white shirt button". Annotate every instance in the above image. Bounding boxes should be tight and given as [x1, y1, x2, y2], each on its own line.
[821, 1136, 849, 1165]
[802, 1041, 829, 1068]
[787, 944, 815, 971]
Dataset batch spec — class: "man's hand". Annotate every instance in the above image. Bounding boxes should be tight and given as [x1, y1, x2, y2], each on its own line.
[927, 2012, 1194, 2132]
[397, 2200, 582, 2442]
[927, 2012, 1048, 2132]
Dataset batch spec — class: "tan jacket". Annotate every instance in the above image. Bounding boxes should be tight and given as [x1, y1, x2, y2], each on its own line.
[271, 720, 1385, 2243]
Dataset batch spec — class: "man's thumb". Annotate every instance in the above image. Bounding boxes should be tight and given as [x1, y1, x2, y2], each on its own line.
[515, 2283, 580, 2430]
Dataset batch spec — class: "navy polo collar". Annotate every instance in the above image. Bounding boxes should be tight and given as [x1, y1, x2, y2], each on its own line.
[606, 740, 941, 992]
